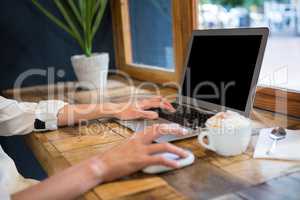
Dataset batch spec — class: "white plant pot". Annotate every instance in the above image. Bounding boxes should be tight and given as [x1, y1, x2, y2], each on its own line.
[71, 53, 109, 91]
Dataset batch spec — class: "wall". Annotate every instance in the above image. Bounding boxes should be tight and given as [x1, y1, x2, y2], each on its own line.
[0, 0, 115, 92]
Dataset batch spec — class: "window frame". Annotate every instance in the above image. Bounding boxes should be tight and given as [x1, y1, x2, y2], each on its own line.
[111, 0, 197, 84]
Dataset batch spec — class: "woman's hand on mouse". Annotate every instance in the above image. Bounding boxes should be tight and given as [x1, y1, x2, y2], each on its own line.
[12, 124, 188, 200]
[95, 123, 188, 182]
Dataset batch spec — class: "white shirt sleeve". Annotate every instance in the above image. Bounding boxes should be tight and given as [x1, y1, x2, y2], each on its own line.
[0, 186, 10, 200]
[0, 145, 39, 196]
[0, 189, 10, 200]
[0, 96, 67, 136]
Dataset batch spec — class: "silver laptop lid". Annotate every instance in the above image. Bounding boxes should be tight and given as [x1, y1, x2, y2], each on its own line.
[178, 28, 269, 117]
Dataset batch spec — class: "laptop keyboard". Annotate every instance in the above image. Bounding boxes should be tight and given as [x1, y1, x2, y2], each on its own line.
[151, 102, 214, 129]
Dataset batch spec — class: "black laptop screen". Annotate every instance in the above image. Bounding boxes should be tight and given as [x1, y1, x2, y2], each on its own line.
[182, 35, 262, 111]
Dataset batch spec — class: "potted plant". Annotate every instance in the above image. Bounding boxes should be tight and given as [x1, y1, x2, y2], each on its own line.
[32, 0, 109, 90]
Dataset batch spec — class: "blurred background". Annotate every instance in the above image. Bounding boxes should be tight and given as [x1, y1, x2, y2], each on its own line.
[198, 0, 300, 91]
[199, 0, 300, 34]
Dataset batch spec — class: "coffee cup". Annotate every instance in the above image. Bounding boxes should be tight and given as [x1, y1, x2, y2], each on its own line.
[198, 111, 252, 156]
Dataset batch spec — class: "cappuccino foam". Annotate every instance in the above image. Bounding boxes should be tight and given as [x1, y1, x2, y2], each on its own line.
[206, 111, 250, 129]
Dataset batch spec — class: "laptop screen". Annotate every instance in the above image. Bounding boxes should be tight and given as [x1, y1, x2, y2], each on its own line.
[182, 34, 262, 112]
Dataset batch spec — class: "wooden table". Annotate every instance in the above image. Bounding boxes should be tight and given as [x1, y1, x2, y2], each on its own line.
[3, 75, 300, 200]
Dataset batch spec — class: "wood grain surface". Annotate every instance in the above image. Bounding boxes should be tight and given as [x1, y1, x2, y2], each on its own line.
[3, 75, 300, 200]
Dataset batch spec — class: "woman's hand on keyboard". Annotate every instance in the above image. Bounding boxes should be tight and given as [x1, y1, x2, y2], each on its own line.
[114, 96, 176, 120]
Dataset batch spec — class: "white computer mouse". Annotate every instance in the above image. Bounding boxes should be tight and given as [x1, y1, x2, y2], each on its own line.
[142, 150, 195, 174]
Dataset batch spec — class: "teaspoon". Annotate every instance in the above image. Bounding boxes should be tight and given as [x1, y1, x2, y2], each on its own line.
[266, 127, 287, 155]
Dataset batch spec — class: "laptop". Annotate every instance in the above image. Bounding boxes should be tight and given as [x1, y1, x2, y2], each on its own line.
[117, 28, 269, 143]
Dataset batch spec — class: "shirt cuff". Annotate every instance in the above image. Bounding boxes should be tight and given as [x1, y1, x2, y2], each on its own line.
[34, 100, 67, 131]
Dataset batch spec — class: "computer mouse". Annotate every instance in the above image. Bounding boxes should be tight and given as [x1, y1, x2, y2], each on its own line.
[142, 150, 195, 174]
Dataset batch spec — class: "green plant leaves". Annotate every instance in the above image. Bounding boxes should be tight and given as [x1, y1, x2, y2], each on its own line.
[67, 0, 83, 27]
[53, 0, 84, 50]
[92, 0, 107, 40]
[32, 0, 73, 36]
[31, 0, 108, 57]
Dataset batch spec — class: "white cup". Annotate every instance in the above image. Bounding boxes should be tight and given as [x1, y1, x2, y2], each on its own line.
[198, 121, 252, 156]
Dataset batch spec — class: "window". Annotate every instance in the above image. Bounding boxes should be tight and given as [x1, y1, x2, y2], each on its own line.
[197, 0, 300, 92]
[129, 0, 174, 70]
[111, 0, 196, 84]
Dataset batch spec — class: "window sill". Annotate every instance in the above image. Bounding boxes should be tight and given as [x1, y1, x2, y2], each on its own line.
[255, 86, 300, 118]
